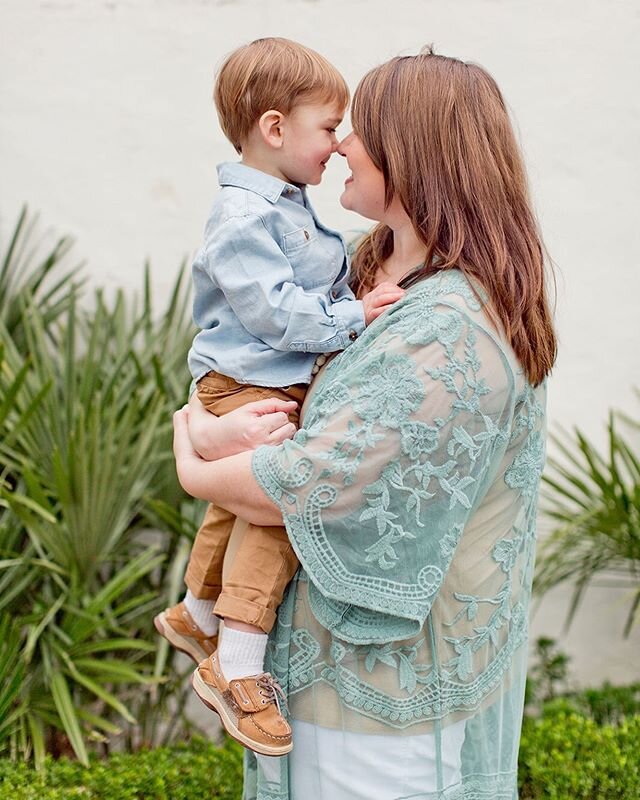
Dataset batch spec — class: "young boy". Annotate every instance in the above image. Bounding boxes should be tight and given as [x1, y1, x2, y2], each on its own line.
[154, 38, 402, 756]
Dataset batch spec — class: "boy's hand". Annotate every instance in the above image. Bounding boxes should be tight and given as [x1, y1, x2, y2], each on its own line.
[362, 282, 405, 325]
[187, 395, 298, 461]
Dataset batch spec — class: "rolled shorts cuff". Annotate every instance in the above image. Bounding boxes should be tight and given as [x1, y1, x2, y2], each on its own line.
[213, 593, 277, 634]
[184, 567, 223, 601]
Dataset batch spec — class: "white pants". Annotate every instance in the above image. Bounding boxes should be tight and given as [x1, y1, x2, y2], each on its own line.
[287, 718, 466, 800]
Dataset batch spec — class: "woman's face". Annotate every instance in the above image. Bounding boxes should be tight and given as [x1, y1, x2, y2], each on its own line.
[338, 132, 387, 221]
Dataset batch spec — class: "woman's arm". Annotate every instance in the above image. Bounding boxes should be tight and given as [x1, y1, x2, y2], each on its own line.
[175, 406, 284, 525]
[187, 393, 298, 461]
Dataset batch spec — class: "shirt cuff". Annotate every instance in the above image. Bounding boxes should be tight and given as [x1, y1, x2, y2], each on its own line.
[332, 298, 365, 346]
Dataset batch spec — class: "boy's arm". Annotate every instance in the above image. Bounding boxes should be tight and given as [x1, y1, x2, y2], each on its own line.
[205, 213, 365, 353]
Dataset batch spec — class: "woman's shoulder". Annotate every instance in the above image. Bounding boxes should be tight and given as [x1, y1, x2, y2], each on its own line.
[391, 269, 497, 339]
[381, 268, 522, 388]
[410, 269, 510, 335]
[406, 268, 484, 312]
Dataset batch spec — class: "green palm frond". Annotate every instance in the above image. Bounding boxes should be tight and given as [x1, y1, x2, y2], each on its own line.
[0, 206, 84, 351]
[536, 406, 640, 636]
[0, 212, 204, 761]
[0, 615, 25, 746]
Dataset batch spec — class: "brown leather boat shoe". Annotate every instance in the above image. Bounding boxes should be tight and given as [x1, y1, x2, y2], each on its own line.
[154, 602, 218, 664]
[191, 652, 292, 757]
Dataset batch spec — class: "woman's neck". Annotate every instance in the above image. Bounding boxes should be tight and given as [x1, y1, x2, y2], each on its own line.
[376, 215, 428, 286]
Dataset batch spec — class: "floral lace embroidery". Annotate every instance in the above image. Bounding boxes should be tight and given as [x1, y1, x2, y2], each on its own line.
[254, 290, 513, 638]
[277, 595, 527, 726]
[249, 270, 546, 799]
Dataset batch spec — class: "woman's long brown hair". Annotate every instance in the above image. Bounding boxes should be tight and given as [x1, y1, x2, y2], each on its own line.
[350, 52, 556, 386]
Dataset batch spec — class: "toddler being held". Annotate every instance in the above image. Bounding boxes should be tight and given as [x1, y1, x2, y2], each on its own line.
[155, 37, 403, 756]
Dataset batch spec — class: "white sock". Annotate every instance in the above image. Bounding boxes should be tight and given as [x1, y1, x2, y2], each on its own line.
[183, 590, 219, 637]
[218, 627, 268, 680]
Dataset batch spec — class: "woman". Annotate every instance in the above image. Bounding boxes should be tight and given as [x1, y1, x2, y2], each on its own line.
[173, 50, 556, 800]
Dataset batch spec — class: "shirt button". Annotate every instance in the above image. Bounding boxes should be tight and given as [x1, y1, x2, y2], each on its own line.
[316, 354, 327, 366]
[304, 229, 310, 240]
[349, 330, 358, 341]
[311, 364, 319, 375]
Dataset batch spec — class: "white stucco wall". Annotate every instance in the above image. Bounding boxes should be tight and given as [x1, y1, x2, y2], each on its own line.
[1, 0, 639, 684]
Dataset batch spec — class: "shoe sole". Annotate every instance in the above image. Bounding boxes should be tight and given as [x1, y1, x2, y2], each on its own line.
[191, 670, 293, 757]
[153, 611, 209, 664]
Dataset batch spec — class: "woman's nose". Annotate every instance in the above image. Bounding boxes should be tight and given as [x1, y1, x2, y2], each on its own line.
[336, 132, 353, 157]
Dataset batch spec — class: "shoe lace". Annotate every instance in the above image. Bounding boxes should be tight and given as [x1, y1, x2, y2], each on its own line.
[256, 673, 288, 716]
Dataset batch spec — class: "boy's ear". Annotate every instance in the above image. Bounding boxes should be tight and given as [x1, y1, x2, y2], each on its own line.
[258, 109, 285, 149]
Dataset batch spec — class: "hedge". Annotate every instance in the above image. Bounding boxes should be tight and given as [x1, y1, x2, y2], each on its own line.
[1, 709, 639, 799]
[518, 702, 640, 799]
[0, 738, 243, 800]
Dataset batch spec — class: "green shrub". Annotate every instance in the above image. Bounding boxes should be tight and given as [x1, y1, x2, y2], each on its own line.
[518, 703, 640, 799]
[1, 707, 639, 799]
[0, 738, 243, 800]
[573, 681, 640, 726]
[525, 636, 571, 708]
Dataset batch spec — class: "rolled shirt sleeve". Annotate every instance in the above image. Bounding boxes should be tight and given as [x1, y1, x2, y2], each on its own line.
[204, 214, 365, 353]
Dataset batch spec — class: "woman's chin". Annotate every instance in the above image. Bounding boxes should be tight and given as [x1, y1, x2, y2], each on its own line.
[339, 189, 352, 210]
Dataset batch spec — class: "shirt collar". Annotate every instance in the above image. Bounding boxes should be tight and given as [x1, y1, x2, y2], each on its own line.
[217, 162, 303, 204]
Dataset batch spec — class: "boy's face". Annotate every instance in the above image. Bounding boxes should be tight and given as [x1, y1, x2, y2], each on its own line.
[279, 101, 344, 186]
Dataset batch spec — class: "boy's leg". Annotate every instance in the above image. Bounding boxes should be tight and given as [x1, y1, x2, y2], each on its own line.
[182, 374, 304, 609]
[190, 382, 305, 755]
[153, 502, 236, 662]
[213, 524, 300, 633]
[213, 380, 305, 637]
[181, 373, 260, 609]
[192, 524, 299, 757]
[184, 502, 236, 604]
[156, 375, 267, 662]
[156, 375, 304, 665]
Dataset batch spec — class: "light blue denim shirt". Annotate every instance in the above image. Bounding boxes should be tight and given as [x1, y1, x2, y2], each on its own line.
[187, 162, 365, 388]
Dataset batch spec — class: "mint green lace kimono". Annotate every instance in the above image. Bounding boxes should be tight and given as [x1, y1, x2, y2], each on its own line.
[247, 269, 546, 800]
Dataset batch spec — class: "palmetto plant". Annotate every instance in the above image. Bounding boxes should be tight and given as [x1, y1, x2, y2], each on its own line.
[0, 209, 205, 765]
[0, 206, 83, 352]
[536, 406, 640, 637]
[0, 614, 25, 748]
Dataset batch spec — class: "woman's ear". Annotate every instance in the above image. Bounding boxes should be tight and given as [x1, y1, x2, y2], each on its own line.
[258, 109, 285, 149]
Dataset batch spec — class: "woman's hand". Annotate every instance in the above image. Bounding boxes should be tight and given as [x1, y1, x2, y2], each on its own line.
[173, 406, 283, 525]
[173, 405, 203, 495]
[186, 394, 298, 461]
[362, 281, 405, 324]
[173, 405, 221, 499]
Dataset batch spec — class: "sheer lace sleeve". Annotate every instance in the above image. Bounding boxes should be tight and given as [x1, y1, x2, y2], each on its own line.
[252, 272, 516, 644]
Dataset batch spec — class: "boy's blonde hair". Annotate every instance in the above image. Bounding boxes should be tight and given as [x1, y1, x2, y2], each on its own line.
[214, 38, 349, 153]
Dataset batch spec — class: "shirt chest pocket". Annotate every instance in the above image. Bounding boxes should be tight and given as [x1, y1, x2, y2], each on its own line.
[282, 226, 339, 290]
